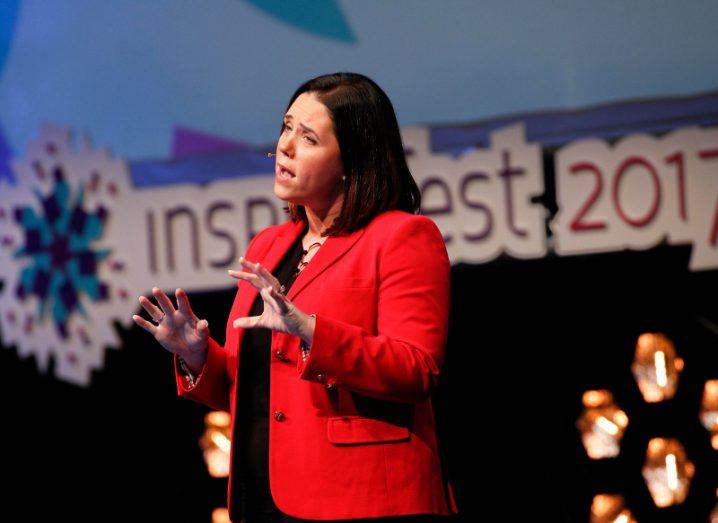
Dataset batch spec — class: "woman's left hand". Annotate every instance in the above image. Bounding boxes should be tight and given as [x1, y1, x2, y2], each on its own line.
[228, 256, 315, 344]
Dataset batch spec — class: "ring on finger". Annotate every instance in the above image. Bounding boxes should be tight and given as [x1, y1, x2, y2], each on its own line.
[151, 314, 165, 326]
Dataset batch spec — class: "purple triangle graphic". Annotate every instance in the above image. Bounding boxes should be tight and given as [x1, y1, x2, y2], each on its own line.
[171, 126, 253, 159]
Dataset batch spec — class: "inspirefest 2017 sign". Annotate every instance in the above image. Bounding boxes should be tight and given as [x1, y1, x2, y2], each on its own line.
[0, 122, 716, 386]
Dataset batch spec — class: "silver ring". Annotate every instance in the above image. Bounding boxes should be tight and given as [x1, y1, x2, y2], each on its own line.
[151, 314, 164, 325]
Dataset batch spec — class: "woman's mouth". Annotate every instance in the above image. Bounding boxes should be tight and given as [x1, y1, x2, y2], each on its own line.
[276, 164, 295, 183]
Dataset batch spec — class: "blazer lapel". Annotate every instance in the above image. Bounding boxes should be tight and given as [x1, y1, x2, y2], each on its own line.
[260, 220, 306, 274]
[286, 226, 365, 301]
[235, 220, 366, 318]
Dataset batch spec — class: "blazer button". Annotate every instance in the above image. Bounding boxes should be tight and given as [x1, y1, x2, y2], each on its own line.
[274, 410, 285, 422]
[315, 373, 326, 382]
[274, 350, 288, 361]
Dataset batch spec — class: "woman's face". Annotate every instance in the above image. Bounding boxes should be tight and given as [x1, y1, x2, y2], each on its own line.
[274, 92, 344, 211]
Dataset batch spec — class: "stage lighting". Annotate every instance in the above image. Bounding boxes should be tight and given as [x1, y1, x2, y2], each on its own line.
[577, 390, 629, 459]
[590, 494, 637, 523]
[632, 333, 683, 403]
[642, 438, 694, 507]
[700, 380, 718, 450]
[710, 488, 718, 522]
[211, 507, 231, 523]
[199, 410, 232, 478]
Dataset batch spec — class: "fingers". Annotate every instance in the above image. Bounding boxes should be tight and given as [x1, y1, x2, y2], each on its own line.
[138, 295, 163, 322]
[175, 288, 199, 321]
[237, 257, 282, 292]
[254, 262, 281, 289]
[132, 314, 157, 335]
[152, 287, 176, 319]
[266, 286, 290, 315]
[233, 315, 261, 329]
[260, 286, 281, 314]
[228, 269, 260, 286]
[197, 319, 209, 340]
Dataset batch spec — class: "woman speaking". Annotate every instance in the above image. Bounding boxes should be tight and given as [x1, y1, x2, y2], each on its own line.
[133, 72, 457, 522]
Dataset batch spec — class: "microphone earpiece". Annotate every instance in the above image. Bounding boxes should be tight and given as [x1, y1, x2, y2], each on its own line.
[267, 152, 276, 157]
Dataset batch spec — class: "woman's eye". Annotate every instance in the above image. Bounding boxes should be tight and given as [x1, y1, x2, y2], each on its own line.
[281, 124, 315, 144]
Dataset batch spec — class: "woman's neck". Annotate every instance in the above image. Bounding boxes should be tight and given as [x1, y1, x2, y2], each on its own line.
[304, 196, 343, 238]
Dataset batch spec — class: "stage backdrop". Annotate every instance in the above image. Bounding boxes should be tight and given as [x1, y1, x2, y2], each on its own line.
[1, 2, 717, 522]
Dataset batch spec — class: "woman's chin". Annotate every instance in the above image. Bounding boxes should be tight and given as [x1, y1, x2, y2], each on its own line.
[273, 186, 300, 204]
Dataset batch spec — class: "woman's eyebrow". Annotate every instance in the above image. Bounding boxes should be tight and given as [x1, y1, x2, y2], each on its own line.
[284, 114, 318, 137]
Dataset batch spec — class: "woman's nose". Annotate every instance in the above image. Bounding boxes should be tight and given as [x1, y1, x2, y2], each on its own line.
[279, 134, 294, 158]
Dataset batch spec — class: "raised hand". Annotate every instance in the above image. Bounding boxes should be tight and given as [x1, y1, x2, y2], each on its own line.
[228, 256, 315, 344]
[132, 287, 209, 373]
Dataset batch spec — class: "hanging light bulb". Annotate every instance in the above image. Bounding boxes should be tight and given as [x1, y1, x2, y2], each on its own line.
[642, 438, 694, 507]
[577, 390, 629, 459]
[700, 380, 718, 450]
[199, 410, 232, 478]
[590, 494, 637, 523]
[632, 333, 683, 403]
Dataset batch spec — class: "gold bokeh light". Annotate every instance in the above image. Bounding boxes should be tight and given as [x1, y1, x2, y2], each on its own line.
[577, 390, 629, 459]
[200, 410, 232, 478]
[642, 438, 694, 507]
[590, 494, 637, 523]
[700, 380, 718, 450]
[632, 333, 683, 403]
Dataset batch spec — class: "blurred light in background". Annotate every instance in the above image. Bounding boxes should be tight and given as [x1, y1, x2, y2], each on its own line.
[642, 438, 694, 507]
[590, 494, 637, 523]
[700, 380, 718, 450]
[200, 410, 231, 478]
[577, 390, 629, 459]
[211, 507, 231, 523]
[710, 489, 718, 523]
[632, 333, 683, 403]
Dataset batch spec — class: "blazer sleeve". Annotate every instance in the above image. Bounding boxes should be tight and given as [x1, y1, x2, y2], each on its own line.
[173, 338, 231, 412]
[297, 214, 451, 404]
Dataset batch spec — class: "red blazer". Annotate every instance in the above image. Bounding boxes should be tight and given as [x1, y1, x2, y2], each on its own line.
[174, 209, 458, 521]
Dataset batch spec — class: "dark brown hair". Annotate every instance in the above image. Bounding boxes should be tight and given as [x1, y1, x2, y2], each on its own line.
[282, 72, 421, 236]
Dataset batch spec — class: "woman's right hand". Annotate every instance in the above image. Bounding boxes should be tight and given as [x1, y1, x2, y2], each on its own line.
[132, 287, 209, 374]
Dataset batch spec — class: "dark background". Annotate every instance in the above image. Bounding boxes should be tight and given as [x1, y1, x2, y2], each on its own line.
[2, 239, 717, 522]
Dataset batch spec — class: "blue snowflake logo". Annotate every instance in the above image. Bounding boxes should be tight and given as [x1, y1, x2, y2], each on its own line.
[12, 166, 111, 339]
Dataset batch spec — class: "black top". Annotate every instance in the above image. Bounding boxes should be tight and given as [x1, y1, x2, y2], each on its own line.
[234, 224, 306, 519]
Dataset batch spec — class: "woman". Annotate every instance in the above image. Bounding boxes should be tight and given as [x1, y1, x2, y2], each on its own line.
[133, 72, 457, 522]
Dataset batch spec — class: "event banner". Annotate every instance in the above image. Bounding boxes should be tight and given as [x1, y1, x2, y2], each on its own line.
[0, 122, 716, 385]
